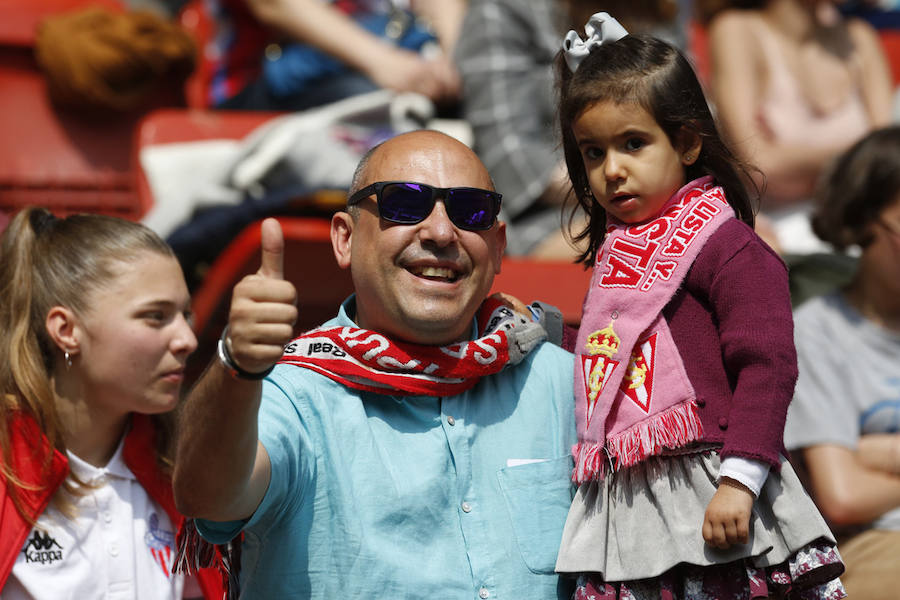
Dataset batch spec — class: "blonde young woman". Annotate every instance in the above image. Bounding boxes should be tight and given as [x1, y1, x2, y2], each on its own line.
[0, 207, 223, 599]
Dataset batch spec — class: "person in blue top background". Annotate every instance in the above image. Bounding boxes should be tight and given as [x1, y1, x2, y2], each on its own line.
[172, 129, 577, 599]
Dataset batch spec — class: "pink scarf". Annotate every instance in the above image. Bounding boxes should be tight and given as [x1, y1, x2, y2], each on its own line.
[573, 177, 734, 482]
[277, 297, 547, 396]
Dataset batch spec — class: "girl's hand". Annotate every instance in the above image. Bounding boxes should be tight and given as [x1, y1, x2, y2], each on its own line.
[489, 292, 529, 316]
[702, 477, 754, 549]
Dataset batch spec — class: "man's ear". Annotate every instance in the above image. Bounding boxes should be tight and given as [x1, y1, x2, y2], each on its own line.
[331, 211, 354, 270]
[493, 222, 507, 275]
[678, 127, 703, 166]
[45, 306, 80, 357]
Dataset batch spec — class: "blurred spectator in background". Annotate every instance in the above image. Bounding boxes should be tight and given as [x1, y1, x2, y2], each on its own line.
[454, 0, 686, 259]
[207, 0, 465, 112]
[784, 125, 900, 600]
[705, 0, 893, 256]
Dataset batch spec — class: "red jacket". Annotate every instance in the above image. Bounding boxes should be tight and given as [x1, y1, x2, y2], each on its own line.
[0, 412, 225, 598]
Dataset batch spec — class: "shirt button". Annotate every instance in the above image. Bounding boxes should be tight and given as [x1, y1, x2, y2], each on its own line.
[447, 415, 456, 426]
[718, 417, 728, 430]
[108, 542, 120, 556]
[461, 501, 472, 513]
[479, 587, 490, 599]
[103, 511, 113, 523]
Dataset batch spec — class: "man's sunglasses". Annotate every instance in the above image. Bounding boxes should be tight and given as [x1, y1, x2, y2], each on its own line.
[347, 181, 502, 231]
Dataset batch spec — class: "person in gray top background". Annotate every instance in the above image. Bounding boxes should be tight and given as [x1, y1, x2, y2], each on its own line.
[784, 125, 900, 600]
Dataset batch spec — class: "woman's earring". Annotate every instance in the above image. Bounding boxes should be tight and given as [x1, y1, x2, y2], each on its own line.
[64, 351, 72, 371]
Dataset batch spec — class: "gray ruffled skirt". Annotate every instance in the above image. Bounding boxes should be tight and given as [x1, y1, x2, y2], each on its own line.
[556, 449, 845, 598]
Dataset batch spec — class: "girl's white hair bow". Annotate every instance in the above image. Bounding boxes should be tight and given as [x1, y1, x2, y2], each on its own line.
[562, 12, 628, 72]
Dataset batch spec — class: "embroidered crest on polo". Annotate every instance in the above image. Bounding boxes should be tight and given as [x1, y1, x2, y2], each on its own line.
[144, 512, 175, 578]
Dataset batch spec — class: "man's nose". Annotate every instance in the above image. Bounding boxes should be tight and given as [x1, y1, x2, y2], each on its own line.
[417, 198, 459, 245]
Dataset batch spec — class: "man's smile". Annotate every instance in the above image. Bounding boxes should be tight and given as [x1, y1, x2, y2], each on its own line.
[408, 265, 460, 283]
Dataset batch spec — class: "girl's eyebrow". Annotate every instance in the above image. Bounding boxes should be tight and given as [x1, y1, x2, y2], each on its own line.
[616, 126, 650, 138]
[136, 298, 191, 312]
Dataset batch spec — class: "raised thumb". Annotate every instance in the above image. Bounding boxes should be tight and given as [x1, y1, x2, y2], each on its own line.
[258, 218, 284, 279]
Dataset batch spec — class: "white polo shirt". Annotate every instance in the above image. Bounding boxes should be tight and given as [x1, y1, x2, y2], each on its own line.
[2, 439, 186, 600]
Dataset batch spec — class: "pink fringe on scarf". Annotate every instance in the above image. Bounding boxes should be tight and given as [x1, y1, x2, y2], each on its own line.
[573, 400, 704, 483]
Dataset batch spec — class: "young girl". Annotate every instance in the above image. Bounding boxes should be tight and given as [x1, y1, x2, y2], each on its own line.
[0, 208, 223, 599]
[554, 14, 846, 598]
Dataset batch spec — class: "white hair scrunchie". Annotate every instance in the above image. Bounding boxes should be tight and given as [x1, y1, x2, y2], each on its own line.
[562, 12, 629, 72]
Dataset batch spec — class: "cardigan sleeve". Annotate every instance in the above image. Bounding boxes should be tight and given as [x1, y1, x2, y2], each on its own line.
[703, 224, 798, 467]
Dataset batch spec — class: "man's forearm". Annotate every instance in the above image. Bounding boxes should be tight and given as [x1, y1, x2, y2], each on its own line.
[173, 358, 268, 521]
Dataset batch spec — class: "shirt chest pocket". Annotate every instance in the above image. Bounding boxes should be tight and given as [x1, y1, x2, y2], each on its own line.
[497, 455, 574, 574]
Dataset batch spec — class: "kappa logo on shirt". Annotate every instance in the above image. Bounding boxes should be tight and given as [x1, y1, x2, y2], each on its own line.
[21, 530, 64, 565]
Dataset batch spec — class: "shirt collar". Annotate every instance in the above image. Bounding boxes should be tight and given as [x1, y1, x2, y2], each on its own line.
[67, 433, 135, 483]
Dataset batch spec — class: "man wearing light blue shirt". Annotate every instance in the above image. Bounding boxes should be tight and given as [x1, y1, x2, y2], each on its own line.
[173, 130, 576, 599]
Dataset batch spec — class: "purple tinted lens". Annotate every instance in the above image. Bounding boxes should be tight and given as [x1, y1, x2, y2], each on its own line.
[379, 183, 432, 223]
[446, 189, 497, 230]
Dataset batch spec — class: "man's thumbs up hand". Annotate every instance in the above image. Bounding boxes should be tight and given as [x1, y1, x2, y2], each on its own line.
[226, 218, 298, 376]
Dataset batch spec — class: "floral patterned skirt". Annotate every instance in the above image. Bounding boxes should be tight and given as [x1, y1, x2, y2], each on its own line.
[557, 450, 845, 599]
[573, 545, 846, 599]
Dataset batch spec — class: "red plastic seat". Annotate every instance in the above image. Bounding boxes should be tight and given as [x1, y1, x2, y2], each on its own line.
[0, 0, 123, 48]
[0, 0, 184, 220]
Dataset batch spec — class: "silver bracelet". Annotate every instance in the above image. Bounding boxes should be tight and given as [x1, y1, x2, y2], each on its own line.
[216, 328, 275, 381]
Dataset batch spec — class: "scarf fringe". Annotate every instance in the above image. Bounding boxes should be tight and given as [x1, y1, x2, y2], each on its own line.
[174, 518, 241, 600]
[573, 400, 704, 483]
[572, 441, 608, 483]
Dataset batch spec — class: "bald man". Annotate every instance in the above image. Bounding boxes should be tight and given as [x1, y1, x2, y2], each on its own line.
[174, 131, 576, 599]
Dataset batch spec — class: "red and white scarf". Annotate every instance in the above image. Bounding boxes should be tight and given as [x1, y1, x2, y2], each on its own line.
[277, 297, 548, 396]
[573, 177, 734, 482]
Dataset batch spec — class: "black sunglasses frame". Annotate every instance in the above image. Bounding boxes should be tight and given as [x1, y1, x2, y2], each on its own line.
[347, 181, 502, 231]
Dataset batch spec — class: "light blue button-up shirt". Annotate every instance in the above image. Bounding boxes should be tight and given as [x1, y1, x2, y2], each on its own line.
[198, 297, 576, 599]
